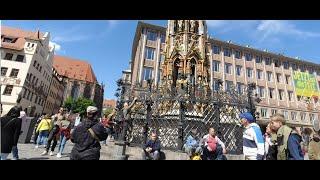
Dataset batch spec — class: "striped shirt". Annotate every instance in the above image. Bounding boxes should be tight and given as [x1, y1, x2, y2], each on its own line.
[243, 123, 265, 159]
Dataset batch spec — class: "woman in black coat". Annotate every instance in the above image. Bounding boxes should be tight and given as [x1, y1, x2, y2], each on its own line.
[1, 106, 22, 160]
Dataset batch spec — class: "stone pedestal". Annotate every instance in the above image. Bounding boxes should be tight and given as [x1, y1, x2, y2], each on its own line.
[18, 117, 37, 143]
[112, 140, 129, 160]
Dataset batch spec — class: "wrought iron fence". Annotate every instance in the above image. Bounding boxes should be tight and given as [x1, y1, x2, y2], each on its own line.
[115, 80, 257, 155]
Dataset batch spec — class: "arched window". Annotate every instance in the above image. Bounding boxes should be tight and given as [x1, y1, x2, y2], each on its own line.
[172, 59, 180, 90]
[190, 59, 196, 87]
[83, 83, 92, 99]
[71, 81, 80, 99]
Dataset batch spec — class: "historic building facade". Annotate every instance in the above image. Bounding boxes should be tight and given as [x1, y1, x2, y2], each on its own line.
[1, 26, 54, 116]
[42, 67, 64, 115]
[127, 20, 320, 126]
[53, 55, 104, 114]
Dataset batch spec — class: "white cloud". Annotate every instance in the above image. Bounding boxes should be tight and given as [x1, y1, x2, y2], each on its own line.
[49, 41, 61, 51]
[51, 21, 119, 43]
[52, 34, 90, 43]
[107, 20, 118, 28]
[257, 20, 320, 41]
[51, 25, 92, 43]
[206, 20, 320, 46]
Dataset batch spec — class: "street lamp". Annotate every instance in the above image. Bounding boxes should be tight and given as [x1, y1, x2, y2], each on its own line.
[113, 78, 129, 160]
[247, 83, 261, 120]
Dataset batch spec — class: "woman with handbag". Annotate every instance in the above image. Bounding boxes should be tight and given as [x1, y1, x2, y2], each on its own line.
[56, 118, 73, 158]
[41, 107, 67, 156]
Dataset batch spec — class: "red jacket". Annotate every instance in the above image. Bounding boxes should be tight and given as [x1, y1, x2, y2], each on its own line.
[59, 128, 71, 140]
[101, 118, 114, 128]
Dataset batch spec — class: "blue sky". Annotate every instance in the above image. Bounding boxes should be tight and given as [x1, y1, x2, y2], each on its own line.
[2, 20, 320, 100]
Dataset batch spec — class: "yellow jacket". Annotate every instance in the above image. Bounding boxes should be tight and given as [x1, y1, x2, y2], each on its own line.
[36, 118, 52, 132]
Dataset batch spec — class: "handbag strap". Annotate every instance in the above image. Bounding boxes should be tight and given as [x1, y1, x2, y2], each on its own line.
[3, 117, 17, 129]
[88, 128, 100, 141]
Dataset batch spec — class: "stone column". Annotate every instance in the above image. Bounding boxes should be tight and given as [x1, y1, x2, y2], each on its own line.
[139, 28, 147, 84]
[90, 83, 96, 100]
[154, 31, 161, 87]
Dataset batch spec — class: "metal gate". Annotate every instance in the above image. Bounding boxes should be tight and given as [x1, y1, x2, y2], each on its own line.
[115, 81, 257, 155]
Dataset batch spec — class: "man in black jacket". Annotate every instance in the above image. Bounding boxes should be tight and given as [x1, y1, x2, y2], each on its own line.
[70, 106, 108, 160]
[142, 131, 161, 160]
[1, 106, 22, 160]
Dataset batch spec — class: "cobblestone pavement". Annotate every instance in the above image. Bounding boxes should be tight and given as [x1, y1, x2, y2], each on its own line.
[6, 139, 189, 160]
[7, 141, 74, 160]
[5, 141, 310, 160]
[6, 139, 246, 160]
[6, 138, 144, 160]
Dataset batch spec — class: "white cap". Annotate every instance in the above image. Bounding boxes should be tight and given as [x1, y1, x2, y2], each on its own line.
[87, 106, 98, 113]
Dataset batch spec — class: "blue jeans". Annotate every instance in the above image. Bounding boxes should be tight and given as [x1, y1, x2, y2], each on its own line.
[202, 144, 225, 160]
[0, 153, 9, 160]
[142, 150, 160, 160]
[11, 146, 19, 159]
[58, 133, 68, 154]
[37, 130, 49, 146]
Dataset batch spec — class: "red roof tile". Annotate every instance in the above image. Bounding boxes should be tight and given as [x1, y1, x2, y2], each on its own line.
[103, 99, 116, 108]
[1, 26, 44, 50]
[53, 55, 97, 83]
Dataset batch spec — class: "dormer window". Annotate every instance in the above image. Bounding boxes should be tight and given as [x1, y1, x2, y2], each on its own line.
[2, 37, 17, 43]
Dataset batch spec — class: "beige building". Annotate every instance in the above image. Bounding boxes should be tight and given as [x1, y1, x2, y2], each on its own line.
[42, 67, 64, 115]
[1, 26, 54, 117]
[122, 66, 131, 85]
[128, 20, 320, 126]
[53, 55, 104, 114]
[130, 22, 166, 88]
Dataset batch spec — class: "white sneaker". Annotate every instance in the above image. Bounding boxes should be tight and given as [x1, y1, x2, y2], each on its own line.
[35, 145, 39, 149]
[49, 151, 54, 156]
[41, 151, 48, 156]
[56, 153, 62, 158]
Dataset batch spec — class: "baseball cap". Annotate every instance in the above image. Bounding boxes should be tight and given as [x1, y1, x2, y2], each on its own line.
[239, 112, 255, 123]
[87, 106, 98, 113]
